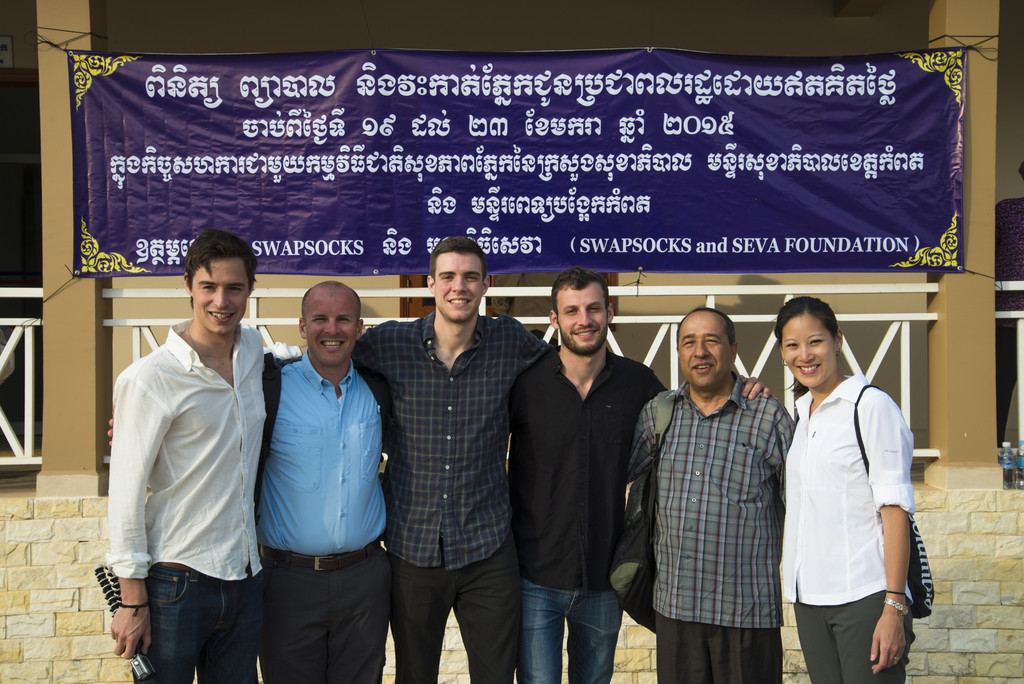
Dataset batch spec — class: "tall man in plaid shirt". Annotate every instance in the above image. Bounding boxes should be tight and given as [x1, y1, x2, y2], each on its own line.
[353, 237, 550, 683]
[629, 307, 794, 684]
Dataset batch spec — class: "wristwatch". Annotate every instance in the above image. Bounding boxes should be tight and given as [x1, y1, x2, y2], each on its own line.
[884, 596, 910, 616]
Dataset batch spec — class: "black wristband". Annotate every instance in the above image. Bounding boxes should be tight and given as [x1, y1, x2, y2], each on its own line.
[119, 602, 149, 616]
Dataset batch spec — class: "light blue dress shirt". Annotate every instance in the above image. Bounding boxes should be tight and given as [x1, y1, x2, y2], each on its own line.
[257, 353, 385, 556]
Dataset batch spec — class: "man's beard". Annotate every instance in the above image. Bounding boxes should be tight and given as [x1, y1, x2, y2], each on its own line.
[561, 324, 608, 356]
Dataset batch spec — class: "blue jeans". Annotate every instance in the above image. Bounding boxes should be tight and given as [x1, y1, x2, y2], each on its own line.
[516, 578, 622, 684]
[144, 565, 262, 684]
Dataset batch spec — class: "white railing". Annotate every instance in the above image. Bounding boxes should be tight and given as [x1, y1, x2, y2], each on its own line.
[0, 288, 43, 466]
[104, 282, 939, 459]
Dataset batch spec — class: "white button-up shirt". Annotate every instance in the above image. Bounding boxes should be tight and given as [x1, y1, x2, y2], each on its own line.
[107, 322, 265, 581]
[782, 374, 915, 606]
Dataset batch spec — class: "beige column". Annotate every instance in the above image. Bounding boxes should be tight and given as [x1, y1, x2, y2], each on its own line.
[925, 0, 1001, 489]
[35, 0, 111, 496]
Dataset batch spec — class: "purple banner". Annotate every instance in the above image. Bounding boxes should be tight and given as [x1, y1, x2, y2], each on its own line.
[69, 47, 964, 276]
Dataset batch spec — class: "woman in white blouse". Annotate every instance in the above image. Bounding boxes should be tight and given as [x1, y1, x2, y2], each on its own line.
[774, 296, 915, 683]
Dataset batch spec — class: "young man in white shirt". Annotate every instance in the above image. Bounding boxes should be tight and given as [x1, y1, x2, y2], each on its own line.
[107, 229, 265, 683]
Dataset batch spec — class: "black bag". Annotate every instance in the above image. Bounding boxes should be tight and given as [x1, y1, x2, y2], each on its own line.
[854, 385, 933, 618]
[609, 390, 674, 632]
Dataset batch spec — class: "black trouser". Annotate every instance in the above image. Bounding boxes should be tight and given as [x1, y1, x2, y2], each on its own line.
[654, 612, 782, 684]
[389, 534, 521, 684]
[997, 325, 1018, 444]
[259, 548, 390, 684]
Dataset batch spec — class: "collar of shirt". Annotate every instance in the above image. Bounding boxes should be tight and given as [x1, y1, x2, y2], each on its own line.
[674, 372, 746, 416]
[421, 311, 484, 362]
[296, 351, 356, 398]
[794, 373, 865, 417]
[167, 321, 241, 372]
[548, 345, 614, 387]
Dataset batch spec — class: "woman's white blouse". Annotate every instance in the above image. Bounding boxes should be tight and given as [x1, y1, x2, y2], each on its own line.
[782, 374, 915, 606]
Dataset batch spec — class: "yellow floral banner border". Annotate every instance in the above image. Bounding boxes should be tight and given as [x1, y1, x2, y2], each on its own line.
[897, 49, 964, 107]
[889, 49, 962, 270]
[71, 53, 140, 111]
[79, 219, 149, 274]
[890, 215, 959, 270]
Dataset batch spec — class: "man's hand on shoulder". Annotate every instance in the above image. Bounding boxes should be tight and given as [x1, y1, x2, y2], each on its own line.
[266, 342, 303, 363]
[739, 375, 772, 400]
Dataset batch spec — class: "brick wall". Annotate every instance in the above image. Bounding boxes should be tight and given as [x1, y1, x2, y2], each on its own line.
[1, 488, 1021, 683]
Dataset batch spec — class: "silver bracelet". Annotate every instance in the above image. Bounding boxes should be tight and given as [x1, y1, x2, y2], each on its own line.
[884, 596, 909, 616]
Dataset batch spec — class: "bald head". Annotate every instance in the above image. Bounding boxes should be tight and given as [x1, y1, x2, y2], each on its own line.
[301, 281, 361, 321]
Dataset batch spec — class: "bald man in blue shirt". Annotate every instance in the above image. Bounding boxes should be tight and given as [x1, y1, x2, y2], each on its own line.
[256, 281, 391, 684]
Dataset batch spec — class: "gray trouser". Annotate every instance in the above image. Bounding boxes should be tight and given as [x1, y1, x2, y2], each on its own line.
[794, 591, 914, 684]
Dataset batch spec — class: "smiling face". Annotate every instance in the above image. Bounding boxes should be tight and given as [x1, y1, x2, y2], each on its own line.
[427, 251, 489, 325]
[779, 313, 844, 399]
[299, 283, 362, 380]
[183, 257, 253, 346]
[678, 310, 737, 397]
[551, 282, 612, 358]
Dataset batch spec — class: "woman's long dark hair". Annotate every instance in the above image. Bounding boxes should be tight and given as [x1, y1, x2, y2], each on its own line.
[774, 296, 841, 397]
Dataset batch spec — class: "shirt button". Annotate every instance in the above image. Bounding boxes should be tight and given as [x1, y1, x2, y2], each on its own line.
[447, 435, 452, 441]
[698, 444, 705, 449]
[449, 377, 454, 382]
[445, 465, 450, 470]
[694, 470, 701, 475]
[443, 494, 448, 499]
[448, 406, 453, 411]
[691, 497, 697, 502]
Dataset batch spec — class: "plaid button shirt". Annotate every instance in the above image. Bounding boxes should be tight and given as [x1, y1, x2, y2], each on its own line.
[355, 313, 550, 569]
[629, 375, 793, 629]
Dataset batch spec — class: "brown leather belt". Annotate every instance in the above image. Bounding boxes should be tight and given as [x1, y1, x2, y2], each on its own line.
[154, 562, 191, 571]
[153, 562, 255, 580]
[258, 541, 380, 571]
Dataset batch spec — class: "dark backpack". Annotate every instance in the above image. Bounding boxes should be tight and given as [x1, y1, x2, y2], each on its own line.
[852, 385, 933, 619]
[608, 390, 675, 632]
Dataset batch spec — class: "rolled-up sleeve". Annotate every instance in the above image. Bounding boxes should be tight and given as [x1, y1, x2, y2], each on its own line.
[106, 374, 171, 578]
[861, 392, 915, 515]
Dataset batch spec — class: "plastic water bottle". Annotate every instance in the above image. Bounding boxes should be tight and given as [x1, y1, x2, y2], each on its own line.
[1000, 443, 1015, 490]
[1017, 441, 1024, 490]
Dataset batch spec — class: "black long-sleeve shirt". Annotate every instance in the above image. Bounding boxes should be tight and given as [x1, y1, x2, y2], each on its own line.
[508, 349, 664, 591]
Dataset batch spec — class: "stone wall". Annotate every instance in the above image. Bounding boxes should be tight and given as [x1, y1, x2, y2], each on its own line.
[1, 488, 1021, 683]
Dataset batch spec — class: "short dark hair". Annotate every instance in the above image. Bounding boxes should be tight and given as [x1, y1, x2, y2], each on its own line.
[550, 267, 609, 312]
[679, 306, 736, 345]
[184, 229, 257, 289]
[429, 236, 487, 279]
[301, 281, 361, 320]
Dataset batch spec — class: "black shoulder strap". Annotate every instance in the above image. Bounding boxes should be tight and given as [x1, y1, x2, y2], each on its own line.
[354, 360, 391, 425]
[354, 360, 393, 464]
[254, 353, 283, 519]
[853, 384, 880, 475]
[653, 390, 675, 449]
[643, 390, 677, 516]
